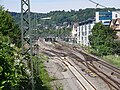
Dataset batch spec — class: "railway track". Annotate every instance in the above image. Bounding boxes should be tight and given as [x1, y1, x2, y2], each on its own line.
[42, 47, 97, 89]
[73, 49, 120, 89]
[42, 42, 120, 90]
[87, 62, 120, 90]
[55, 53, 97, 90]
[65, 53, 119, 90]
[55, 41, 120, 76]
[52, 42, 120, 90]
[75, 49, 120, 75]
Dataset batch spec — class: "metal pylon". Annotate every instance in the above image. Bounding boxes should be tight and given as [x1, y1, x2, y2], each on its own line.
[21, 0, 34, 90]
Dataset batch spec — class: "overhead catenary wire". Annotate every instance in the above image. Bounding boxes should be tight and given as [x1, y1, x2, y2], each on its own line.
[88, 0, 107, 8]
[88, 0, 120, 14]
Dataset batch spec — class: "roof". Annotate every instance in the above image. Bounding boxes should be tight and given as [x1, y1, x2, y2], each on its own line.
[110, 18, 120, 31]
[115, 18, 120, 24]
[79, 18, 95, 25]
[110, 18, 120, 26]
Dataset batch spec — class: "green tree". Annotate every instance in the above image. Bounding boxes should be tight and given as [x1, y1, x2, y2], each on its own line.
[0, 6, 29, 90]
[89, 22, 117, 56]
[114, 41, 120, 55]
[0, 6, 21, 47]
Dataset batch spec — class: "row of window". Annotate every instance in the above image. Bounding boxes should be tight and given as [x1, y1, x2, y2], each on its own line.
[78, 29, 91, 36]
[77, 22, 94, 46]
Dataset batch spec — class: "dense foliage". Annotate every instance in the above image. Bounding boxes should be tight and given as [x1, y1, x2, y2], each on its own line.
[0, 7, 21, 47]
[0, 5, 55, 90]
[32, 54, 53, 90]
[38, 27, 72, 38]
[114, 41, 120, 55]
[89, 22, 118, 56]
[0, 6, 30, 90]
[0, 33, 29, 90]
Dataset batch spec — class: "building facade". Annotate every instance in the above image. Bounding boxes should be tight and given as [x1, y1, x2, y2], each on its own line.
[96, 11, 120, 25]
[77, 19, 95, 46]
[76, 11, 120, 46]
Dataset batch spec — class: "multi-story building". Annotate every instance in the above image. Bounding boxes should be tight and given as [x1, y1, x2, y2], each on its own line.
[76, 11, 120, 46]
[96, 11, 120, 25]
[77, 19, 95, 46]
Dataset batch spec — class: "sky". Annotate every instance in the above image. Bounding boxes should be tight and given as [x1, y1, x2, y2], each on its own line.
[0, 0, 120, 13]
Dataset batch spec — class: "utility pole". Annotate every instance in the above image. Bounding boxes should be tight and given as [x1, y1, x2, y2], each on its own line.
[21, 0, 34, 90]
[34, 14, 38, 39]
[33, 14, 39, 76]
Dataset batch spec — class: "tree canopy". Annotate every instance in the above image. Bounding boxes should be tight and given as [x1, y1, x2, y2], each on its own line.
[89, 22, 117, 56]
[10, 8, 120, 28]
[0, 33, 29, 89]
[0, 6, 21, 47]
[0, 6, 29, 90]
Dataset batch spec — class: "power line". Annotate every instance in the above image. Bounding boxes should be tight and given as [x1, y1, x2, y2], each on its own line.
[88, 0, 107, 8]
[88, 0, 120, 14]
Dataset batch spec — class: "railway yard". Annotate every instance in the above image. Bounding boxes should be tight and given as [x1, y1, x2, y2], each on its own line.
[38, 39, 120, 90]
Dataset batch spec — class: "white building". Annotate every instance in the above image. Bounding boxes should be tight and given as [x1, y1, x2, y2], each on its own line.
[112, 11, 120, 19]
[76, 11, 120, 46]
[96, 11, 120, 25]
[77, 19, 95, 46]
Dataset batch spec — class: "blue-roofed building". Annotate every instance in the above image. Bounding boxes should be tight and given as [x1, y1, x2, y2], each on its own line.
[96, 11, 120, 25]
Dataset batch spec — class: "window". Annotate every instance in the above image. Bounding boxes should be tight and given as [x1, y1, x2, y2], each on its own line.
[85, 31, 87, 35]
[82, 37, 83, 40]
[82, 32, 84, 36]
[116, 24, 119, 26]
[79, 32, 80, 36]
[81, 26, 83, 30]
[89, 24, 91, 30]
[115, 14, 117, 18]
[85, 25, 87, 35]
[89, 31, 91, 34]
[85, 37, 87, 41]
[85, 25, 87, 30]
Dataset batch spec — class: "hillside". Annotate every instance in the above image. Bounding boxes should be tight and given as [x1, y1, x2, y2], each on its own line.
[10, 8, 120, 28]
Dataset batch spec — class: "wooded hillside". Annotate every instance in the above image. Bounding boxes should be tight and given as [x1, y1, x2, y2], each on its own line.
[10, 8, 120, 27]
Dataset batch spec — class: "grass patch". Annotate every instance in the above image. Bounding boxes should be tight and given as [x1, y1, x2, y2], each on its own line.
[79, 46, 120, 68]
[39, 61, 53, 90]
[103, 55, 120, 68]
[33, 53, 64, 90]
[32, 54, 53, 90]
